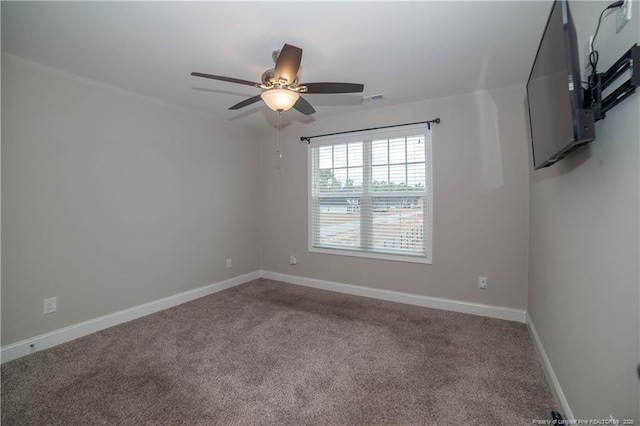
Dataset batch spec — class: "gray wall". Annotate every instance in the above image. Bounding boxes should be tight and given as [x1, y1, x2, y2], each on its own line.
[527, 0, 639, 421]
[260, 85, 531, 309]
[4, 5, 638, 418]
[1, 53, 261, 345]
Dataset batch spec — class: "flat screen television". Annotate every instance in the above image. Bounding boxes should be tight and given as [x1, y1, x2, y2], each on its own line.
[527, 0, 595, 169]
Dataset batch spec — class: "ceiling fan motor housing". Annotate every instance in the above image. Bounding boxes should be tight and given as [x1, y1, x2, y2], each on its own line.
[261, 68, 298, 89]
[271, 49, 280, 63]
[261, 69, 275, 85]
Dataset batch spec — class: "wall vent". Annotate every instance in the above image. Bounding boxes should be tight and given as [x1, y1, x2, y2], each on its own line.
[361, 94, 384, 102]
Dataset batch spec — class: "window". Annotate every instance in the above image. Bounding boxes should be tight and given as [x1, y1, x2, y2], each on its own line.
[309, 124, 432, 263]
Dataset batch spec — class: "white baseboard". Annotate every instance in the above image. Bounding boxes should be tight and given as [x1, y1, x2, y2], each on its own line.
[260, 270, 526, 323]
[1, 271, 261, 364]
[1, 270, 528, 364]
[526, 312, 574, 420]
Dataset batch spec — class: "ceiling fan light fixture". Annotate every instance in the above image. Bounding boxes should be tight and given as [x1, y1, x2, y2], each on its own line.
[261, 89, 299, 112]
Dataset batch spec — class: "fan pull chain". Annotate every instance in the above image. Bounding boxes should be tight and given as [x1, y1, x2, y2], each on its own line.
[277, 109, 283, 159]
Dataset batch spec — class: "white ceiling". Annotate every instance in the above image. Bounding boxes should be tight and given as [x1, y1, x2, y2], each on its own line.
[1, 1, 552, 129]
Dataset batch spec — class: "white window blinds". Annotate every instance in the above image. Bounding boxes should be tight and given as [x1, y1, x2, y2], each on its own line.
[308, 124, 432, 263]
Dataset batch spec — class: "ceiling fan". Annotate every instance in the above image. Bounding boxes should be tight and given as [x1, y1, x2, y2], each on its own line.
[191, 43, 364, 115]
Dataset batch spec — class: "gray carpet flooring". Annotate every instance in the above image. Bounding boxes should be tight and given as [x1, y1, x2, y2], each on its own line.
[1, 278, 556, 425]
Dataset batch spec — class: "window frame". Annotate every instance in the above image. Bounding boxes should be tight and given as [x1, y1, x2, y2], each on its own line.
[307, 124, 433, 264]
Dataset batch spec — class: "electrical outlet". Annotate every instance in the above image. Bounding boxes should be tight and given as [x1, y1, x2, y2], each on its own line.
[43, 297, 57, 314]
[478, 277, 488, 290]
[617, 0, 632, 33]
[226, 258, 232, 268]
[289, 255, 297, 265]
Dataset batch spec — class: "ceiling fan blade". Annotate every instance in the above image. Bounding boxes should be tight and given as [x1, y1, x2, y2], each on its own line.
[229, 94, 263, 110]
[293, 96, 316, 115]
[300, 82, 364, 94]
[191, 72, 260, 88]
[273, 44, 302, 85]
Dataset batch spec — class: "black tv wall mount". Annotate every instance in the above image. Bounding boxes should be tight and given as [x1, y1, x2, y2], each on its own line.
[585, 43, 639, 122]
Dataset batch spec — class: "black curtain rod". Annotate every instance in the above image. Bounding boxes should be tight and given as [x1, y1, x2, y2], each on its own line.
[300, 118, 440, 143]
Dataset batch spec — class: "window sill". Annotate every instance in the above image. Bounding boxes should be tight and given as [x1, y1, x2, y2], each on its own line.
[308, 245, 432, 264]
